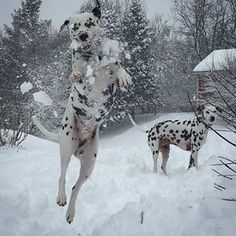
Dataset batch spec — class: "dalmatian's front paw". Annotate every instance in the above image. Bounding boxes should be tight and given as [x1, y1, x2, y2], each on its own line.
[66, 206, 75, 224]
[70, 72, 83, 84]
[117, 68, 132, 89]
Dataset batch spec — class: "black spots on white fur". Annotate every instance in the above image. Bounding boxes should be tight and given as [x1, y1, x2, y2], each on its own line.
[94, 153, 97, 157]
[169, 130, 174, 134]
[183, 120, 187, 125]
[176, 139, 181, 144]
[199, 136, 204, 141]
[180, 129, 191, 141]
[175, 130, 179, 133]
[66, 131, 70, 136]
[66, 117, 68, 121]
[187, 121, 191, 126]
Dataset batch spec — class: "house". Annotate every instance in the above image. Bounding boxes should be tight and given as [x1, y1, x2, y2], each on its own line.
[193, 49, 236, 101]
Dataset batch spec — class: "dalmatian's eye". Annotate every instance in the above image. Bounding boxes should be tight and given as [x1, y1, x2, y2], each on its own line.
[72, 23, 80, 31]
[85, 22, 96, 28]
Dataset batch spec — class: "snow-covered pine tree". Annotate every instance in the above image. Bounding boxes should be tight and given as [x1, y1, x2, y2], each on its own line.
[100, 0, 123, 41]
[0, 0, 51, 140]
[120, 0, 160, 116]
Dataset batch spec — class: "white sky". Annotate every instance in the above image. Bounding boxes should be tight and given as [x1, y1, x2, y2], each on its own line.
[0, 0, 173, 30]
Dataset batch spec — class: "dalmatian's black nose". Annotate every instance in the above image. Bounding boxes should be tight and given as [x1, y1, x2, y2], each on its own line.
[79, 33, 88, 41]
[210, 116, 215, 122]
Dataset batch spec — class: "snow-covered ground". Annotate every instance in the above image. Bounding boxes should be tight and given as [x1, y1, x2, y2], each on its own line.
[0, 113, 236, 236]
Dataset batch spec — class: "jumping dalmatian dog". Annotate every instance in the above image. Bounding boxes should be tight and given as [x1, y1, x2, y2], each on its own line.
[33, 0, 132, 224]
[128, 105, 221, 175]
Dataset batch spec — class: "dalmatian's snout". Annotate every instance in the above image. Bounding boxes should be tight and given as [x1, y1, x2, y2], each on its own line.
[210, 116, 215, 122]
[79, 32, 89, 42]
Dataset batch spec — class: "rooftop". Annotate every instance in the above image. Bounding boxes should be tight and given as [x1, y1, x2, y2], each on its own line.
[193, 48, 236, 72]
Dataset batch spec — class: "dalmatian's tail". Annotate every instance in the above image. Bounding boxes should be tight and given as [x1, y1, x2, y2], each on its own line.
[32, 116, 59, 143]
[128, 114, 148, 133]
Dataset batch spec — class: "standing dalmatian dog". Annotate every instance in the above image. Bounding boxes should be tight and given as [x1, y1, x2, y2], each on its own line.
[128, 105, 221, 175]
[33, 0, 132, 224]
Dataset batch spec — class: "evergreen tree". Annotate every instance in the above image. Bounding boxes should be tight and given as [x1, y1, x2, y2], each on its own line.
[120, 0, 160, 116]
[0, 0, 51, 133]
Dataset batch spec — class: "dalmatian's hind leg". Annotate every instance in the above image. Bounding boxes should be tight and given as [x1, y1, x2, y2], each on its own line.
[160, 145, 170, 175]
[66, 129, 98, 224]
[149, 139, 160, 173]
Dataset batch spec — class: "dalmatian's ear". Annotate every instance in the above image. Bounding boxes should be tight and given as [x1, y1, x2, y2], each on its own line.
[59, 19, 70, 35]
[92, 0, 101, 18]
[92, 6, 101, 18]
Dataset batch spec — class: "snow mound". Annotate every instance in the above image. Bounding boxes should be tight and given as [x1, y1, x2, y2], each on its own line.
[0, 113, 236, 235]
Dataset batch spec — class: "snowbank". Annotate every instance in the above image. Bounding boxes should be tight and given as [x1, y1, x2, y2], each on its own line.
[0, 113, 236, 236]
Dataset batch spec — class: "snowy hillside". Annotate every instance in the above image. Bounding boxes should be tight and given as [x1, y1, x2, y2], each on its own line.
[0, 113, 236, 236]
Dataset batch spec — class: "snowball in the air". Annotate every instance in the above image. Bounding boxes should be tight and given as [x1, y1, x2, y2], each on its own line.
[125, 53, 131, 60]
[33, 91, 53, 106]
[20, 81, 33, 94]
